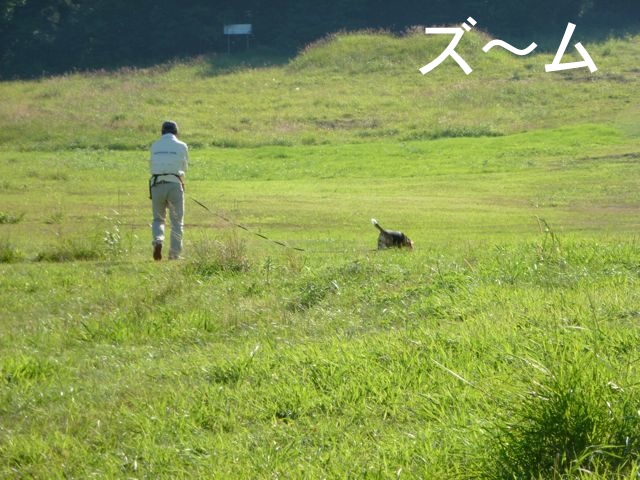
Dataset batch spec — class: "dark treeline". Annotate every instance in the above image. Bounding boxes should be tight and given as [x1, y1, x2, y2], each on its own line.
[0, 0, 638, 78]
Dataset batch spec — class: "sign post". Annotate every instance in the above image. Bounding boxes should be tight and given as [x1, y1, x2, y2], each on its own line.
[223, 24, 252, 53]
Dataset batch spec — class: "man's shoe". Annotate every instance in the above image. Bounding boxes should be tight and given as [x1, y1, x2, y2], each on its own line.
[153, 243, 162, 261]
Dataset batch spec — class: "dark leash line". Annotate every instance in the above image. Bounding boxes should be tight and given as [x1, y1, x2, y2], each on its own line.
[190, 196, 307, 252]
[190, 196, 381, 255]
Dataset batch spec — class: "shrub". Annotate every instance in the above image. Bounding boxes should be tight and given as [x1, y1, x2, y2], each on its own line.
[185, 234, 250, 277]
[0, 238, 25, 263]
[103, 224, 127, 257]
[35, 238, 103, 262]
[483, 350, 640, 479]
[0, 212, 24, 224]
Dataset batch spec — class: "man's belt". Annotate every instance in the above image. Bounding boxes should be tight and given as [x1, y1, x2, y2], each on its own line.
[149, 173, 184, 199]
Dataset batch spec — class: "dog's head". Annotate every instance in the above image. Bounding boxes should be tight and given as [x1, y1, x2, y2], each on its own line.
[404, 236, 414, 249]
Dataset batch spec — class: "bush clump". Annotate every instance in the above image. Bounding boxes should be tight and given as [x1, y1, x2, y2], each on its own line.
[482, 350, 640, 479]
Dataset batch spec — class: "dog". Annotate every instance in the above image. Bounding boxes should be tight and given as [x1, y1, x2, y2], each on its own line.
[371, 218, 414, 250]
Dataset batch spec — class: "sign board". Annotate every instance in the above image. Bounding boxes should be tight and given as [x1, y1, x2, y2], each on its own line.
[224, 24, 252, 35]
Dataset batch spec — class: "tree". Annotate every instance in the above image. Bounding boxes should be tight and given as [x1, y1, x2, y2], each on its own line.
[0, 0, 632, 79]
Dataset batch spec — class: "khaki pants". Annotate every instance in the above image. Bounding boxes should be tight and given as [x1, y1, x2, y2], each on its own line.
[151, 182, 184, 259]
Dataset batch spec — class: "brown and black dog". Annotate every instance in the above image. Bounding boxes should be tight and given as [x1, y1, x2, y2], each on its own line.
[371, 218, 414, 250]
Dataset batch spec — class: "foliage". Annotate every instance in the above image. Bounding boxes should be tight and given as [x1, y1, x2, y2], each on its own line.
[0, 29, 638, 151]
[0, 26, 639, 480]
[35, 237, 104, 262]
[0, 211, 24, 224]
[482, 345, 640, 478]
[0, 0, 638, 78]
[185, 234, 251, 276]
[1, 240, 639, 478]
[0, 237, 24, 262]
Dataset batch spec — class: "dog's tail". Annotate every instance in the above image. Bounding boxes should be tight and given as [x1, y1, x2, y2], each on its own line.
[371, 218, 385, 233]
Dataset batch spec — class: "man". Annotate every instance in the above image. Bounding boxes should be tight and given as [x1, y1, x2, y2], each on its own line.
[149, 120, 188, 260]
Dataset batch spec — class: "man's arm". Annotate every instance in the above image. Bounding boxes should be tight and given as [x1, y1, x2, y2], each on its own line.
[182, 145, 189, 175]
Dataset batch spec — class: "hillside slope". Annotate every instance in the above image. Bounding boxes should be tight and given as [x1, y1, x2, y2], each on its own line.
[0, 30, 638, 151]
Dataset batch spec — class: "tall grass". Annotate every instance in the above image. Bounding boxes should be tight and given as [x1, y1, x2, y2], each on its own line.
[0, 30, 638, 150]
[0, 237, 24, 263]
[1, 239, 638, 478]
[0, 28, 639, 479]
[481, 337, 640, 479]
[185, 233, 251, 276]
[0, 212, 24, 224]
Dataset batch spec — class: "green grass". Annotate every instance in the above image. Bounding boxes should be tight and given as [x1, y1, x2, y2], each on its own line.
[0, 29, 638, 150]
[0, 29, 639, 478]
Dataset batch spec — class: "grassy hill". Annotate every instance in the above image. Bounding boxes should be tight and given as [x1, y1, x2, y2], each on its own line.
[0, 30, 639, 478]
[1, 29, 638, 150]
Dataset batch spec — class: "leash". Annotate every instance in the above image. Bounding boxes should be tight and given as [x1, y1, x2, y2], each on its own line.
[190, 196, 385, 255]
[190, 196, 306, 252]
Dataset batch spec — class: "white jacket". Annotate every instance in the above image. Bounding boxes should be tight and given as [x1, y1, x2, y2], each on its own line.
[149, 133, 188, 183]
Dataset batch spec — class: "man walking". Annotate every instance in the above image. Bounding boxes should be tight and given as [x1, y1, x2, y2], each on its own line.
[149, 121, 188, 260]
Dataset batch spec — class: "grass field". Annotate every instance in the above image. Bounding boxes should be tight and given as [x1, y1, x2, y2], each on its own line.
[1, 28, 640, 478]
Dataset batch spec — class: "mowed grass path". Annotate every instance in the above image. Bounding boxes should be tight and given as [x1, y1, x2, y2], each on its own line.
[1, 30, 640, 479]
[1, 124, 638, 257]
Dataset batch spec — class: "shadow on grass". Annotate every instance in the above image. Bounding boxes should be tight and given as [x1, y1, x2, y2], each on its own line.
[197, 48, 295, 77]
[499, 20, 640, 52]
